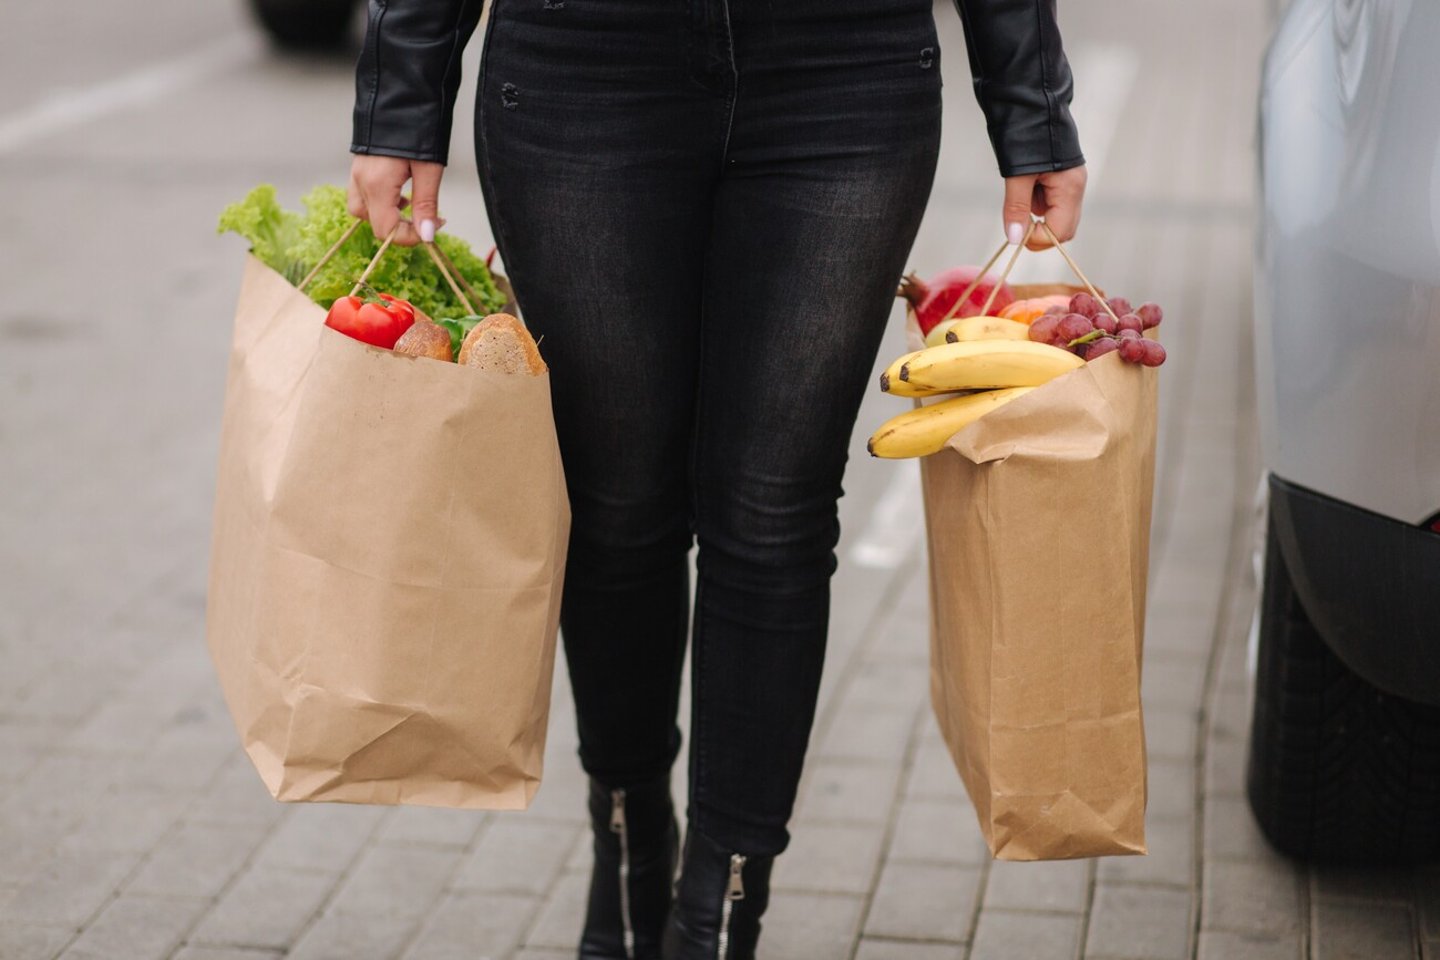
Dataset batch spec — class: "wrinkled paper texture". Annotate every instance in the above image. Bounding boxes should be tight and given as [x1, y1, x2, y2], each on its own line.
[912, 286, 1157, 860]
[205, 256, 569, 809]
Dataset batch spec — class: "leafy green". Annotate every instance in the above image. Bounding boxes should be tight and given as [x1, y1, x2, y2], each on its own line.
[435, 315, 485, 357]
[217, 184, 507, 319]
[216, 185, 304, 284]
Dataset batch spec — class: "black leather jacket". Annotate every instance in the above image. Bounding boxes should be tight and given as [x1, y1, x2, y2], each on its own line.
[352, 0, 1083, 178]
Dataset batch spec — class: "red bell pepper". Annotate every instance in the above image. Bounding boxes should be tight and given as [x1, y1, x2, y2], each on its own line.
[324, 293, 417, 349]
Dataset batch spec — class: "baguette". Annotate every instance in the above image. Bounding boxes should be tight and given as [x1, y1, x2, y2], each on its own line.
[458, 313, 547, 375]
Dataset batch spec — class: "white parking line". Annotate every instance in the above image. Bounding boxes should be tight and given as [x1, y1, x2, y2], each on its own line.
[849, 458, 925, 569]
[0, 36, 262, 155]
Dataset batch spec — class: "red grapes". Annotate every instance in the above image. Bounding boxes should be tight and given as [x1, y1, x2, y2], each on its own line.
[1029, 314, 1062, 344]
[1057, 313, 1094, 343]
[1022, 290, 1168, 367]
[1087, 338, 1120, 360]
[1117, 338, 1147, 363]
[1068, 292, 1100, 318]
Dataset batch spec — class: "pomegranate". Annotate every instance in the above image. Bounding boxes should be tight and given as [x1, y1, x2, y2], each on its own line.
[899, 266, 1016, 336]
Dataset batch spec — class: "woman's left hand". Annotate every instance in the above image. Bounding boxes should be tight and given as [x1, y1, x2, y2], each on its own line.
[1003, 165, 1088, 250]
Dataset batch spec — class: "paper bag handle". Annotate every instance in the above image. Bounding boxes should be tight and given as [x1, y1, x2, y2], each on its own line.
[294, 218, 480, 317]
[974, 220, 1038, 316]
[932, 220, 1039, 327]
[1034, 220, 1121, 325]
[933, 234, 1012, 327]
[296, 218, 364, 293]
[420, 242, 482, 316]
[425, 240, 488, 317]
[348, 225, 401, 295]
[930, 219, 1121, 327]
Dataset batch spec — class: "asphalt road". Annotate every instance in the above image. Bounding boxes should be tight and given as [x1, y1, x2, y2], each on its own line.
[2, 1, 1436, 959]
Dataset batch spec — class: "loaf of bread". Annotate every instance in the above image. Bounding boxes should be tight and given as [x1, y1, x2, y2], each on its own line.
[458, 313, 547, 376]
[393, 321, 453, 362]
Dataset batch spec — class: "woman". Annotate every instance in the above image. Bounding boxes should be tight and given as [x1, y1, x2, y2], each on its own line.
[347, 1, 1085, 956]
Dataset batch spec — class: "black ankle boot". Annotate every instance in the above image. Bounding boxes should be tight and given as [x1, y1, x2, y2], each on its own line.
[661, 828, 774, 960]
[580, 774, 679, 960]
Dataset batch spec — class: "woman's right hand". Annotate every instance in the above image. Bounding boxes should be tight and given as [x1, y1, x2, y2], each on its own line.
[347, 155, 446, 247]
[1003, 165, 1087, 251]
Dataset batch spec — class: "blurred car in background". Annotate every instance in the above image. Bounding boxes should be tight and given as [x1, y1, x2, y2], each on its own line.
[1248, 0, 1440, 863]
[250, 0, 360, 48]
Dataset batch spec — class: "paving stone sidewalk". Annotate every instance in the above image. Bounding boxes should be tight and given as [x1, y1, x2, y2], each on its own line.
[4, 0, 1439, 958]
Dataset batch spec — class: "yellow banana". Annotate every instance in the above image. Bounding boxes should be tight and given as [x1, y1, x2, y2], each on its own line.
[924, 319, 963, 348]
[924, 315, 1030, 347]
[868, 387, 1035, 458]
[878, 349, 925, 395]
[880, 375, 959, 398]
[899, 339, 1083, 392]
[941, 315, 1031, 344]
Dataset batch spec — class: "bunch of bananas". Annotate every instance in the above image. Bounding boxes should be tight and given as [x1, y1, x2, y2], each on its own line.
[867, 334, 1083, 459]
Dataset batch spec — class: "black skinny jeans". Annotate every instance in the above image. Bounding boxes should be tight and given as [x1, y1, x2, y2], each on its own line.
[475, 0, 942, 856]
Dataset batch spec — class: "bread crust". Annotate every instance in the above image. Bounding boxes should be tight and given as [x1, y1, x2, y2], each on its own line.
[393, 321, 453, 362]
[458, 313, 547, 375]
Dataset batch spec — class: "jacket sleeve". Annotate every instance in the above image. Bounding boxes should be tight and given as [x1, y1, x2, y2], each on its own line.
[951, 0, 1084, 177]
[351, 0, 487, 164]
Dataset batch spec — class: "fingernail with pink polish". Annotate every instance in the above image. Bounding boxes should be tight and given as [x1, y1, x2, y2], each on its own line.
[419, 219, 437, 243]
[1006, 222, 1025, 246]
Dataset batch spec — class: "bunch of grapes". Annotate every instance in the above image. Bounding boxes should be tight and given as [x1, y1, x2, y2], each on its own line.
[1027, 292, 1167, 367]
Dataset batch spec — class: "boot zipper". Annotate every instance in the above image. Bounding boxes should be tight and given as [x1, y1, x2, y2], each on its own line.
[716, 853, 746, 959]
[610, 789, 635, 959]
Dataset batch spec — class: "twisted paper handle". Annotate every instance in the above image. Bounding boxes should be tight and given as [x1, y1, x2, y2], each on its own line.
[934, 219, 1118, 326]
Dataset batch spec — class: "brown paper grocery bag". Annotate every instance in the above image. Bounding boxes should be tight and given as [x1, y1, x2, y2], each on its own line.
[204, 252, 569, 809]
[909, 239, 1158, 859]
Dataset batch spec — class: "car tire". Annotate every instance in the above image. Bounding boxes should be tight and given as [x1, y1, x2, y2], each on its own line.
[1246, 512, 1440, 864]
[249, 0, 358, 50]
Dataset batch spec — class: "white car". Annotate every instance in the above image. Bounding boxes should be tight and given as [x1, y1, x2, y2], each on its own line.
[1249, 0, 1440, 862]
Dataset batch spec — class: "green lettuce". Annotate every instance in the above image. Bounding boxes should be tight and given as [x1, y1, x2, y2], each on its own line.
[218, 184, 506, 319]
[216, 185, 304, 284]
